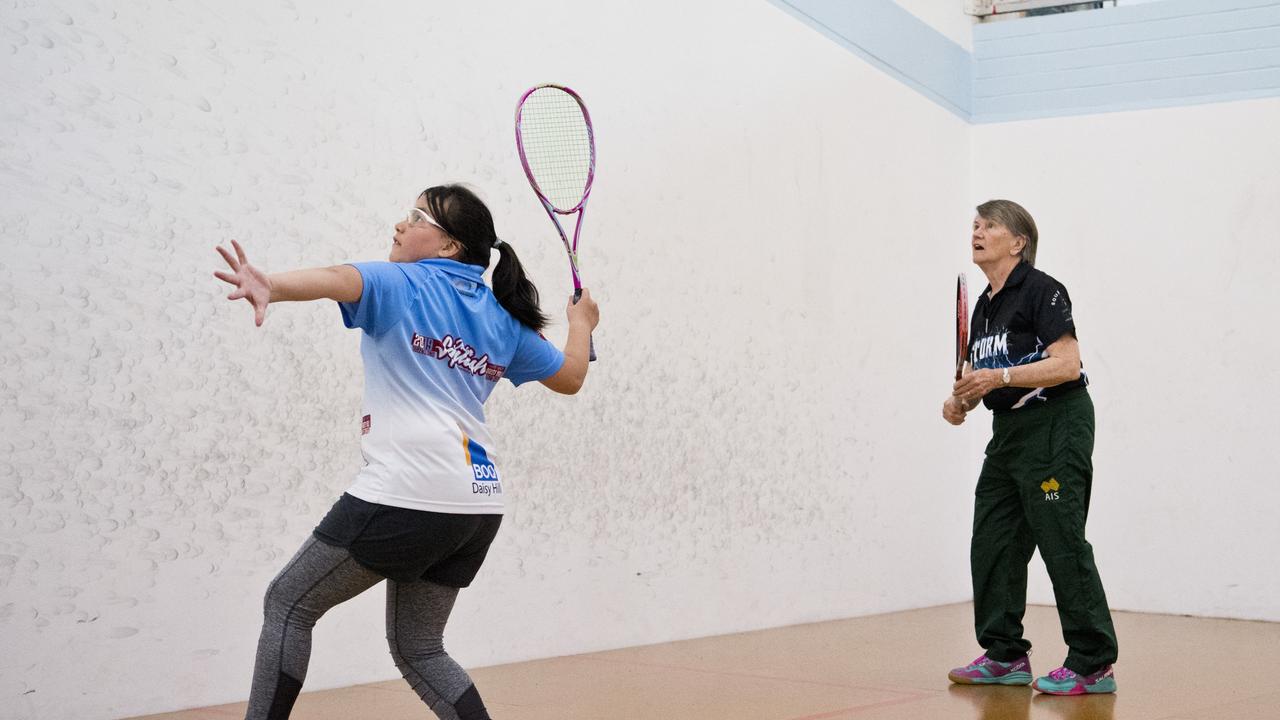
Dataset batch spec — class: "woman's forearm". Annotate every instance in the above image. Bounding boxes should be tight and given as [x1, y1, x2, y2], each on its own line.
[268, 265, 363, 303]
[1006, 354, 1080, 388]
[1006, 334, 1081, 388]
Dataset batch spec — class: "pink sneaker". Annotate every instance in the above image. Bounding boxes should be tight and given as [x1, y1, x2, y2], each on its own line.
[1032, 665, 1116, 695]
[948, 654, 1033, 685]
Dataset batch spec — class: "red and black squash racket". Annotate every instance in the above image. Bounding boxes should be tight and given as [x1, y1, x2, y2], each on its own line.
[956, 273, 969, 381]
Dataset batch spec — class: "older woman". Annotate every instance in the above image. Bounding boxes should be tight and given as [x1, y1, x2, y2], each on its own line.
[942, 200, 1117, 696]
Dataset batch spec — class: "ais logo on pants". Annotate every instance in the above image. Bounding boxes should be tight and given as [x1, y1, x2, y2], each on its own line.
[1041, 477, 1060, 501]
[462, 432, 502, 496]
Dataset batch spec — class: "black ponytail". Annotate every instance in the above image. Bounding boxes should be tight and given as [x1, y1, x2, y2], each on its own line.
[490, 241, 549, 332]
[420, 184, 550, 331]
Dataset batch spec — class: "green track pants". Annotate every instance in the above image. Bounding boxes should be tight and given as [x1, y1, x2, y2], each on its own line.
[970, 389, 1118, 675]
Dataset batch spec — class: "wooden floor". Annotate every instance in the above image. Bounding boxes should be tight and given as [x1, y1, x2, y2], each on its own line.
[133, 603, 1279, 720]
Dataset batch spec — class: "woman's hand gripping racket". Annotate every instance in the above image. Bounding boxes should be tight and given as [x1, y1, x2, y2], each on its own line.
[515, 84, 597, 361]
[956, 273, 969, 381]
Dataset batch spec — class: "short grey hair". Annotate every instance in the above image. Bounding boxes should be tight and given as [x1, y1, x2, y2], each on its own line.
[977, 199, 1038, 267]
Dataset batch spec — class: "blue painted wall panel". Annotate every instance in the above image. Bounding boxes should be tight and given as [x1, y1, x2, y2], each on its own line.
[977, 26, 1280, 79]
[973, 0, 1280, 122]
[770, 0, 1280, 123]
[975, 0, 1279, 38]
[979, 47, 1280, 98]
[770, 0, 972, 119]
[978, 67, 1280, 118]
[975, 5, 1280, 59]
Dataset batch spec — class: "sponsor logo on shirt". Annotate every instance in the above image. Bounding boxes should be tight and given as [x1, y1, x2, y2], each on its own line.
[412, 333, 506, 382]
[462, 431, 502, 497]
[361, 414, 371, 435]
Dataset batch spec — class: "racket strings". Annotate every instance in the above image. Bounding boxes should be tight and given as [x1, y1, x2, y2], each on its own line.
[518, 89, 593, 210]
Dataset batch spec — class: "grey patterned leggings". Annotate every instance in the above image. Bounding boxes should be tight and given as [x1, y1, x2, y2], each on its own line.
[244, 537, 491, 720]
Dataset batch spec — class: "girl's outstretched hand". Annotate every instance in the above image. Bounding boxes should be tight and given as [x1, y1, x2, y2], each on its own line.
[214, 239, 271, 326]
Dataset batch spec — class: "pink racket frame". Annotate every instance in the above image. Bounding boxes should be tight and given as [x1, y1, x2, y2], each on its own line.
[514, 83, 596, 291]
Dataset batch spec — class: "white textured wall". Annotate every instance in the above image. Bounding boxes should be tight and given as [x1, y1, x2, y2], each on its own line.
[970, 98, 1280, 622]
[0, 1, 973, 718]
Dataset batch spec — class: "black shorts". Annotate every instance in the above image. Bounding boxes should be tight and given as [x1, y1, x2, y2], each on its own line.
[313, 493, 502, 588]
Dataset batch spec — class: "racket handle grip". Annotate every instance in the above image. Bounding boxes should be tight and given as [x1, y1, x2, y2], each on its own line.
[572, 288, 598, 362]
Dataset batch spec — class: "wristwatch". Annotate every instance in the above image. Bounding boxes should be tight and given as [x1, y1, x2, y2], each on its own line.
[1001, 367, 1011, 386]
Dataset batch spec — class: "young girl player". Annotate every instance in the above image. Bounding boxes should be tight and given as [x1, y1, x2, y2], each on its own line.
[214, 184, 599, 720]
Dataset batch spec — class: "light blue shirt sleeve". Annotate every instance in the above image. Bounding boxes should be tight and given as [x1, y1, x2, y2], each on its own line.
[338, 262, 412, 337]
[504, 324, 565, 386]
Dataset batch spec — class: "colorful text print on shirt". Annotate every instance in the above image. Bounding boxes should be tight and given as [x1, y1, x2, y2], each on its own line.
[412, 333, 507, 382]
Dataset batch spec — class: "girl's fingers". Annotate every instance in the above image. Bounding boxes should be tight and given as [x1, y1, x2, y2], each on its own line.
[231, 239, 248, 266]
[213, 270, 237, 285]
[216, 244, 240, 271]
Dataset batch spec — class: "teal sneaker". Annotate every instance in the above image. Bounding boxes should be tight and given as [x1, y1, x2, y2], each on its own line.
[1032, 665, 1116, 695]
[947, 654, 1033, 685]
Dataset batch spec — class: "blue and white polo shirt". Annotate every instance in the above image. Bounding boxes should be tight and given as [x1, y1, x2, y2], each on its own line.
[338, 259, 564, 514]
